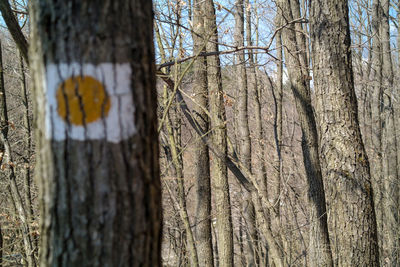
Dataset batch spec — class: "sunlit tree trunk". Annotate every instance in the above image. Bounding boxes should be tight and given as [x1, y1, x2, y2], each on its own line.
[234, 1, 257, 265]
[310, 0, 379, 265]
[18, 51, 34, 224]
[203, 0, 233, 266]
[272, 0, 282, 227]
[380, 0, 399, 263]
[369, 2, 384, 263]
[277, 1, 333, 266]
[192, 0, 213, 266]
[30, 1, 161, 266]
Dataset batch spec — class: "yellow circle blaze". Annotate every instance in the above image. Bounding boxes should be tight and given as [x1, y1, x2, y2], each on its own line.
[56, 75, 111, 125]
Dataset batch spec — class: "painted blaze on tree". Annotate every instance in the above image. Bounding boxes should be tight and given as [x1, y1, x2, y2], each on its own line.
[30, 0, 161, 266]
[45, 63, 135, 142]
[56, 75, 111, 125]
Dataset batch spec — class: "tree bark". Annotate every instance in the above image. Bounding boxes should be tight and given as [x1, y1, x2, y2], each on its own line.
[234, 1, 257, 266]
[276, 1, 333, 266]
[310, 0, 379, 265]
[369, 2, 384, 262]
[245, 0, 267, 213]
[203, 1, 234, 267]
[18, 50, 34, 224]
[192, 1, 213, 266]
[30, 1, 161, 266]
[272, 1, 282, 224]
[379, 0, 399, 263]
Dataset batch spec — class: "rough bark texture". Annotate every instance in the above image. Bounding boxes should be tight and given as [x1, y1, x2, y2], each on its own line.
[30, 1, 161, 266]
[203, 1, 234, 266]
[192, 1, 213, 266]
[310, 1, 379, 266]
[276, 1, 333, 266]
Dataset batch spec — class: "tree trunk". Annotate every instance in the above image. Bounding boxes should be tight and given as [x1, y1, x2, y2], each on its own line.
[234, 1, 257, 265]
[276, 1, 333, 266]
[164, 81, 199, 267]
[379, 0, 399, 263]
[245, 0, 268, 215]
[369, 2, 384, 262]
[30, 1, 161, 266]
[272, 1, 282, 225]
[192, 1, 213, 266]
[271, 6, 283, 265]
[19, 51, 34, 224]
[0, 0, 28, 63]
[203, 1, 234, 266]
[309, 0, 379, 265]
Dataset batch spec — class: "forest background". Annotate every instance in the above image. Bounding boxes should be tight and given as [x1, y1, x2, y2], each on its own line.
[0, 0, 398, 266]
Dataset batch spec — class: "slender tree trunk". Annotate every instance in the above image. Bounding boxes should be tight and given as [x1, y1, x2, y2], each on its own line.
[276, 1, 333, 266]
[310, 0, 379, 265]
[370, 0, 399, 263]
[245, 0, 268, 214]
[192, 1, 213, 266]
[370, 2, 384, 262]
[203, 1, 233, 266]
[380, 0, 400, 263]
[272, 1, 282, 223]
[247, 3, 275, 264]
[0, 0, 28, 63]
[234, 1, 257, 265]
[18, 51, 34, 224]
[356, 0, 371, 154]
[270, 8, 283, 266]
[164, 78, 198, 267]
[155, 21, 192, 266]
[30, 1, 161, 266]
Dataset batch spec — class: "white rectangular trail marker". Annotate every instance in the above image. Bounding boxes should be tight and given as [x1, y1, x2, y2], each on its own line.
[45, 63, 136, 143]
